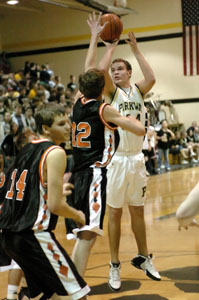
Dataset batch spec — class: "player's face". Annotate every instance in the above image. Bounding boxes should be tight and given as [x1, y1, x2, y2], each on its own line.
[48, 114, 70, 145]
[111, 62, 132, 88]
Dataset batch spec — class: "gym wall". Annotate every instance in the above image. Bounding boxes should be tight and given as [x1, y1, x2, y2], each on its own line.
[0, 0, 198, 129]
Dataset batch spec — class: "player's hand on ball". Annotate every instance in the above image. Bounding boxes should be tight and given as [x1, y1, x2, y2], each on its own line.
[101, 39, 119, 47]
[63, 183, 74, 196]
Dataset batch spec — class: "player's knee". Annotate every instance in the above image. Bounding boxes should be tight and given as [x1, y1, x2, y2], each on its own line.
[108, 206, 123, 220]
[129, 205, 144, 217]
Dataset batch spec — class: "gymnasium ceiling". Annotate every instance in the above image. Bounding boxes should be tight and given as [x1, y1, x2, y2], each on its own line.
[0, 0, 136, 16]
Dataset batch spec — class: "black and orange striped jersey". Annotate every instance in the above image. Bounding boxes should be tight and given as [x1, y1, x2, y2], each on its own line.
[0, 140, 61, 232]
[72, 97, 119, 172]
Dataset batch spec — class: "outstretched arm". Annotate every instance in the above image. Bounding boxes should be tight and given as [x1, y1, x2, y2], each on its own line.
[176, 181, 199, 230]
[126, 32, 155, 96]
[103, 104, 145, 136]
[74, 12, 106, 103]
[84, 12, 107, 71]
[98, 41, 118, 102]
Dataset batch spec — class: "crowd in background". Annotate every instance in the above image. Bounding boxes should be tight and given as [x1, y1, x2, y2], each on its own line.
[0, 60, 199, 176]
[0, 61, 76, 173]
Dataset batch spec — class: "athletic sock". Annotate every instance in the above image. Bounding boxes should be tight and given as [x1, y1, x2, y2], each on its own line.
[7, 284, 18, 300]
[111, 262, 120, 268]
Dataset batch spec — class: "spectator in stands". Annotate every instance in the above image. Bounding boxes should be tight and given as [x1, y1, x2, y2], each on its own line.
[18, 87, 27, 105]
[156, 119, 175, 172]
[1, 121, 19, 165]
[28, 82, 38, 99]
[67, 74, 78, 93]
[187, 128, 199, 162]
[181, 131, 197, 163]
[169, 131, 189, 164]
[2, 111, 12, 136]
[24, 106, 36, 132]
[37, 83, 50, 102]
[194, 126, 199, 143]
[59, 94, 67, 106]
[11, 103, 27, 133]
[24, 61, 31, 76]
[29, 63, 38, 82]
[0, 96, 6, 121]
[187, 121, 198, 134]
[40, 64, 50, 83]
[54, 75, 65, 89]
[31, 96, 43, 113]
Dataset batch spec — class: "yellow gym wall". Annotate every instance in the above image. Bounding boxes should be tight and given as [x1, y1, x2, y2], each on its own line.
[0, 0, 198, 129]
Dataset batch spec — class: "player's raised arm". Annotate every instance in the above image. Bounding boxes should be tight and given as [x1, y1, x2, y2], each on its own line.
[84, 12, 107, 71]
[98, 41, 118, 102]
[74, 12, 106, 103]
[126, 32, 156, 97]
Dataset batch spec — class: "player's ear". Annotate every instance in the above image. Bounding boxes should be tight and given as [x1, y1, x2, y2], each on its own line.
[42, 124, 51, 135]
[128, 69, 132, 78]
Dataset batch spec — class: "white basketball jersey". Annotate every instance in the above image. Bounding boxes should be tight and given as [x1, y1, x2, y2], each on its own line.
[111, 85, 145, 153]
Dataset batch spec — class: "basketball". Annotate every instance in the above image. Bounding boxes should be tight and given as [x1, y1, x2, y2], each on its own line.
[100, 14, 123, 43]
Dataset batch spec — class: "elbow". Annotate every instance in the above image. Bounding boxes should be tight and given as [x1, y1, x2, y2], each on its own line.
[140, 128, 146, 136]
[150, 77, 156, 86]
[47, 202, 59, 215]
[135, 128, 145, 137]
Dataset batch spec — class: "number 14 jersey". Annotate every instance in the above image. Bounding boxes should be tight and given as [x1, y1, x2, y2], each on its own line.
[0, 140, 60, 232]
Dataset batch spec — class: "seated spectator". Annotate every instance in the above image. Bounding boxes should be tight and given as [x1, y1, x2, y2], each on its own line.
[54, 75, 65, 89]
[36, 89, 46, 104]
[24, 106, 36, 132]
[67, 74, 78, 93]
[28, 81, 38, 99]
[31, 96, 43, 112]
[194, 126, 199, 143]
[37, 82, 50, 101]
[0, 96, 6, 121]
[187, 121, 198, 134]
[181, 131, 197, 163]
[187, 128, 199, 162]
[11, 103, 27, 133]
[2, 111, 12, 136]
[18, 87, 27, 105]
[156, 119, 175, 172]
[15, 127, 38, 152]
[65, 101, 73, 121]
[1, 122, 19, 166]
[169, 131, 189, 164]
[59, 94, 67, 106]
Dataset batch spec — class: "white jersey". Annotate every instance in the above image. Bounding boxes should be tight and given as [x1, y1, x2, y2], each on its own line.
[111, 85, 145, 154]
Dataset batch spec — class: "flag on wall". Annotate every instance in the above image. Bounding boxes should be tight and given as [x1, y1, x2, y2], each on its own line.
[181, 0, 199, 76]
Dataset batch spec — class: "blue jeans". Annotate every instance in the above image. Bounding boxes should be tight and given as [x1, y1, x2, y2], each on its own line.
[157, 148, 170, 169]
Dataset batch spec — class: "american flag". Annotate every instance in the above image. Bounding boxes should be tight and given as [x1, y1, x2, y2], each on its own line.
[182, 0, 199, 76]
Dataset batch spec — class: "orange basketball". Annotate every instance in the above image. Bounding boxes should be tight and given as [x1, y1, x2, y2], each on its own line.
[100, 14, 123, 43]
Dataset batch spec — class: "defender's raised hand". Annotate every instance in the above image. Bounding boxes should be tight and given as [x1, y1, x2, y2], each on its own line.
[87, 11, 107, 37]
